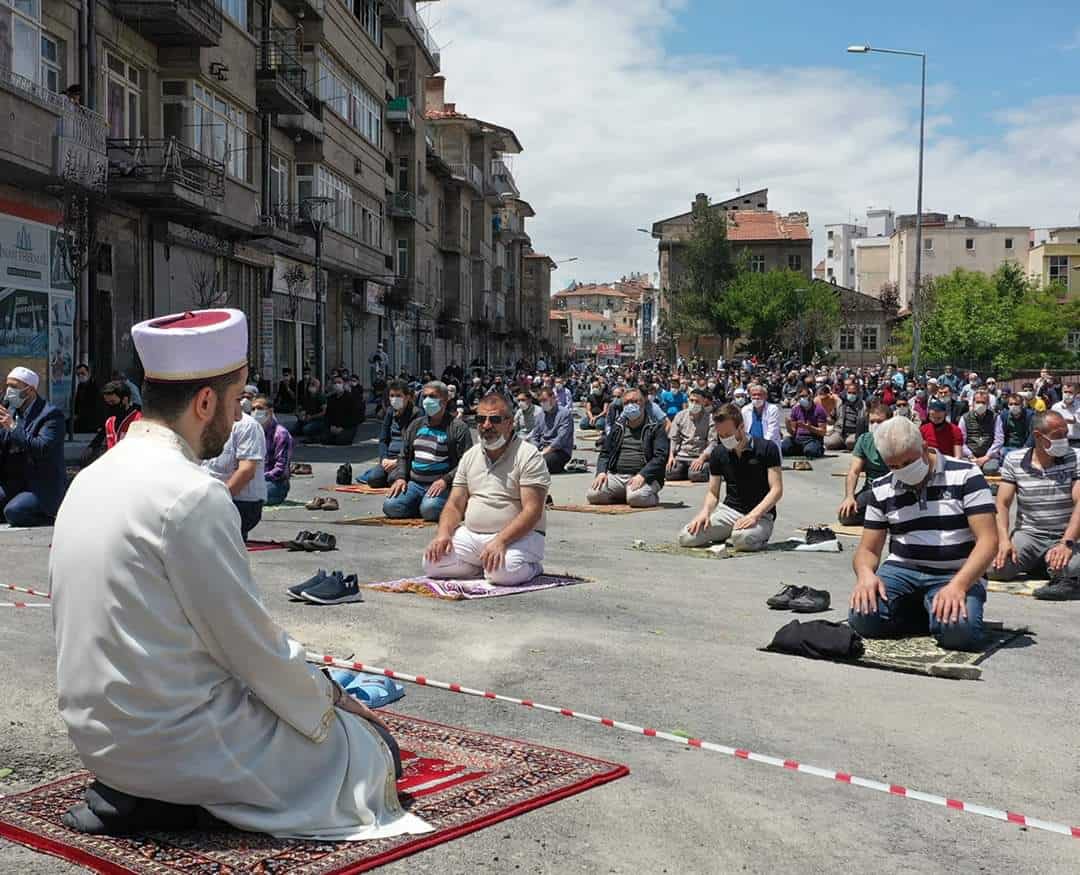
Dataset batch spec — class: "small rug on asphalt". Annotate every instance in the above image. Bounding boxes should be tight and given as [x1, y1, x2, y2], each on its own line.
[550, 501, 687, 514]
[337, 516, 437, 528]
[811, 523, 864, 538]
[245, 540, 287, 552]
[854, 623, 1031, 680]
[0, 712, 628, 875]
[986, 579, 1049, 597]
[363, 573, 590, 601]
[630, 538, 841, 560]
[324, 484, 391, 496]
[261, 499, 310, 512]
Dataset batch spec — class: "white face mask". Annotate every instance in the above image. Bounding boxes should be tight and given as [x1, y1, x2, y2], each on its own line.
[482, 433, 508, 451]
[893, 454, 930, 486]
[518, 399, 530, 410]
[973, 403, 987, 415]
[389, 396, 405, 411]
[1008, 405, 1022, 416]
[1019, 391, 1033, 400]
[1046, 437, 1071, 457]
[719, 434, 741, 450]
[541, 400, 555, 413]
[240, 398, 252, 414]
[752, 397, 765, 409]
[1065, 394, 1075, 404]
[689, 403, 703, 415]
[252, 409, 270, 425]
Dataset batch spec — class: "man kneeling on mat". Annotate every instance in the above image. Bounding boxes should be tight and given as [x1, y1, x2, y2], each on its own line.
[423, 393, 551, 585]
[848, 416, 997, 651]
[678, 403, 782, 551]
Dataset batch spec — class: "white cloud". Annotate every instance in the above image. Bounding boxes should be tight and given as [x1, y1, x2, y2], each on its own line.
[427, 0, 1080, 284]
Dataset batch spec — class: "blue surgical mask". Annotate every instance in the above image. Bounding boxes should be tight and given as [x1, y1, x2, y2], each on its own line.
[799, 398, 811, 410]
[622, 403, 642, 421]
[422, 397, 442, 416]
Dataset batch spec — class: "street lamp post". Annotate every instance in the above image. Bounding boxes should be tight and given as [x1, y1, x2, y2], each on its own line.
[302, 195, 333, 385]
[848, 43, 926, 374]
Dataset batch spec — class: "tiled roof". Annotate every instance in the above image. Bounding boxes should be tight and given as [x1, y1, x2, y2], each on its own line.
[726, 210, 811, 242]
[553, 285, 638, 299]
[565, 310, 610, 322]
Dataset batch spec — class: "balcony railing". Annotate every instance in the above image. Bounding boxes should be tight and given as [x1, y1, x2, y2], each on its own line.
[112, 0, 223, 46]
[490, 158, 519, 199]
[439, 227, 463, 253]
[387, 96, 415, 130]
[449, 162, 483, 192]
[256, 30, 309, 113]
[55, 102, 109, 189]
[107, 137, 225, 199]
[389, 191, 417, 219]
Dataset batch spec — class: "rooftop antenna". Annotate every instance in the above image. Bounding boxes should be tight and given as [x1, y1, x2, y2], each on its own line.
[735, 178, 741, 194]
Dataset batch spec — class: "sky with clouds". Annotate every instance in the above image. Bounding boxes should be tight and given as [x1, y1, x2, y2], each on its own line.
[424, 0, 1080, 287]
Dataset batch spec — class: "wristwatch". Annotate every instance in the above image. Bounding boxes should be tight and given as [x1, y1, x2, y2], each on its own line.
[1062, 539, 1076, 550]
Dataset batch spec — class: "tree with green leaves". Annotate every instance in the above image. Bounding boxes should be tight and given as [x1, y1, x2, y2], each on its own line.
[661, 196, 742, 355]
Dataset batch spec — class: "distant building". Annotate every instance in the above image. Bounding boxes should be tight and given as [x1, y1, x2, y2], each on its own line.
[551, 279, 642, 359]
[853, 237, 891, 296]
[823, 222, 866, 286]
[825, 280, 895, 367]
[1028, 227, 1080, 299]
[649, 189, 812, 358]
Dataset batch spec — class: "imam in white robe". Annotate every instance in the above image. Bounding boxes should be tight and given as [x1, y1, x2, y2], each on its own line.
[50, 420, 430, 841]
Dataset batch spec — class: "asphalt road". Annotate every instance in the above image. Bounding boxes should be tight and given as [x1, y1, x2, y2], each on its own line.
[2, 420, 1079, 873]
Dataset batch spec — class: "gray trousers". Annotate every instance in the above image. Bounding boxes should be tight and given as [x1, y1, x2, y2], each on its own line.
[586, 473, 660, 507]
[987, 530, 1080, 580]
[678, 503, 774, 551]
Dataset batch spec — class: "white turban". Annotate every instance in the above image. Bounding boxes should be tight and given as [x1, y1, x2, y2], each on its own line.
[7, 367, 39, 389]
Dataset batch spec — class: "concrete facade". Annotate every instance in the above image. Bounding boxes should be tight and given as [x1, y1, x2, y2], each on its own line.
[1028, 227, 1080, 299]
[828, 280, 894, 367]
[823, 222, 865, 287]
[852, 237, 890, 297]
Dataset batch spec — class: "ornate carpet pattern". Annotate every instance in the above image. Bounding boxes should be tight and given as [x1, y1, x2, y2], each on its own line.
[336, 517, 437, 528]
[0, 712, 628, 874]
[550, 501, 688, 514]
[362, 574, 590, 601]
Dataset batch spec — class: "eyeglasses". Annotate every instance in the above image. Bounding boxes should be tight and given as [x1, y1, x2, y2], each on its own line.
[476, 415, 506, 425]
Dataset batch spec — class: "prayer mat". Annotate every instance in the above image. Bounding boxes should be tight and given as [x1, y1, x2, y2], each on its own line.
[363, 573, 590, 601]
[550, 501, 688, 514]
[0, 712, 628, 875]
[630, 538, 841, 560]
[853, 623, 1031, 680]
[337, 516, 437, 528]
[660, 480, 706, 488]
[323, 484, 391, 496]
[245, 540, 287, 552]
[262, 499, 310, 512]
[811, 523, 864, 538]
[986, 579, 1049, 597]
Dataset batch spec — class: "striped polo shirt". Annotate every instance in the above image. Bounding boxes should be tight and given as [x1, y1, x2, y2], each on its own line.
[410, 420, 450, 485]
[1000, 448, 1079, 536]
[863, 451, 995, 574]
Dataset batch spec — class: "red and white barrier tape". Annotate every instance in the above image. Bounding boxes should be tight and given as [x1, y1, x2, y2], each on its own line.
[0, 602, 50, 608]
[3, 584, 50, 599]
[308, 651, 1079, 840]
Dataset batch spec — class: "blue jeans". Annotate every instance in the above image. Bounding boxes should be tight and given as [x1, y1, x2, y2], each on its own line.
[382, 480, 447, 521]
[781, 436, 824, 459]
[580, 415, 605, 430]
[848, 562, 986, 652]
[359, 463, 402, 488]
[0, 487, 53, 527]
[266, 479, 290, 506]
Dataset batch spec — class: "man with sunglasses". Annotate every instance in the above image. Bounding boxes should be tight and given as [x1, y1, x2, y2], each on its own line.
[424, 394, 550, 585]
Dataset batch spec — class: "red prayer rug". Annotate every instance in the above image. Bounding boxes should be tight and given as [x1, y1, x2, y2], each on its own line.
[245, 540, 287, 552]
[0, 711, 628, 874]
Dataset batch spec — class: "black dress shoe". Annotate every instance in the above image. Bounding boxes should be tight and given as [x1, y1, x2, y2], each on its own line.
[789, 588, 832, 613]
[767, 584, 807, 609]
[1033, 575, 1080, 601]
[307, 532, 337, 552]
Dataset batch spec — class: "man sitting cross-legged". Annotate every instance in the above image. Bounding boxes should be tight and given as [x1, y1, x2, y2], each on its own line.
[987, 410, 1080, 599]
[383, 381, 472, 521]
[678, 403, 782, 551]
[848, 416, 998, 652]
[665, 386, 713, 482]
[837, 403, 892, 527]
[424, 394, 550, 585]
[357, 380, 417, 488]
[587, 388, 669, 507]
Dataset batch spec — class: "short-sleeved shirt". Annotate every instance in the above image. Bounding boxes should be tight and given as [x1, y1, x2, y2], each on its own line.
[204, 413, 267, 503]
[789, 402, 827, 439]
[852, 430, 889, 481]
[708, 436, 782, 518]
[863, 452, 994, 574]
[454, 437, 551, 534]
[1000, 448, 1080, 536]
[920, 420, 963, 455]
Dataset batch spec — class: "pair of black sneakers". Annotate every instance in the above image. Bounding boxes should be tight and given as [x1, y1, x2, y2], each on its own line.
[767, 584, 831, 613]
[288, 569, 362, 604]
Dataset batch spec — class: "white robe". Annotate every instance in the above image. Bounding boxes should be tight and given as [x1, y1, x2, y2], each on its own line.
[49, 420, 431, 841]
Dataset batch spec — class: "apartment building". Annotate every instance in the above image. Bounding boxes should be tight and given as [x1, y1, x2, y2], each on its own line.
[0, 0, 549, 410]
[823, 222, 865, 286]
[1028, 227, 1080, 299]
[888, 214, 1029, 307]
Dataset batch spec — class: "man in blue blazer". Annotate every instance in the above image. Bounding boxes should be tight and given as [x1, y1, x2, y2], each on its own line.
[0, 367, 67, 526]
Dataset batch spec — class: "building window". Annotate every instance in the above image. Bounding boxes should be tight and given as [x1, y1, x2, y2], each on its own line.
[923, 237, 934, 252]
[40, 33, 61, 93]
[1068, 329, 1080, 352]
[362, 205, 383, 249]
[827, 249, 834, 259]
[297, 164, 355, 236]
[839, 327, 856, 351]
[788, 254, 802, 271]
[827, 230, 833, 240]
[1004, 237, 1014, 250]
[357, 0, 381, 44]
[827, 267, 834, 279]
[105, 54, 142, 139]
[861, 326, 878, 351]
[11, 0, 41, 84]
[219, 0, 247, 29]
[965, 238, 975, 251]
[313, 49, 383, 148]
[189, 82, 250, 182]
[749, 255, 765, 273]
[269, 153, 290, 208]
[1050, 255, 1070, 290]
[396, 238, 409, 277]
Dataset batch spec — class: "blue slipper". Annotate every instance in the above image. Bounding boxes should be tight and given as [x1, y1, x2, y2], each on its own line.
[328, 670, 405, 709]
